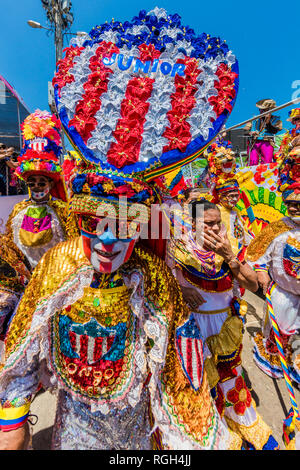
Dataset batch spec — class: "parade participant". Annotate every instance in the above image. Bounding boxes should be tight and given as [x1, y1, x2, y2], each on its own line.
[5, 110, 79, 270]
[205, 139, 253, 259]
[0, 8, 245, 450]
[275, 108, 300, 164]
[0, 234, 31, 340]
[166, 198, 278, 449]
[246, 147, 300, 384]
[0, 166, 244, 451]
[244, 99, 282, 165]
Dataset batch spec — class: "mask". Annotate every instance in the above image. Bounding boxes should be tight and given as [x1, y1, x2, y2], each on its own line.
[31, 186, 50, 201]
[81, 225, 139, 273]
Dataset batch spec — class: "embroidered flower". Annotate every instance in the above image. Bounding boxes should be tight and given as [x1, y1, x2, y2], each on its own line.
[226, 376, 252, 415]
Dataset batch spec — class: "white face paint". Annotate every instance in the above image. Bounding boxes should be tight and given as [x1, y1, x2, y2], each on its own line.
[27, 175, 52, 202]
[82, 226, 140, 273]
[31, 186, 50, 201]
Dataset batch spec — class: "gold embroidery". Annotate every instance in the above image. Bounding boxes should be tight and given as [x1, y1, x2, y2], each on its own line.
[286, 236, 300, 250]
[65, 285, 131, 326]
[246, 219, 291, 262]
[197, 307, 231, 315]
[225, 407, 274, 450]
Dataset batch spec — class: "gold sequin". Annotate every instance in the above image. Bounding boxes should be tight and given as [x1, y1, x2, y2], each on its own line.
[246, 219, 291, 262]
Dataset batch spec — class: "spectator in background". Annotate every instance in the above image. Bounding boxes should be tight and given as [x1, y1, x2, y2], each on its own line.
[245, 99, 282, 165]
[0, 144, 20, 195]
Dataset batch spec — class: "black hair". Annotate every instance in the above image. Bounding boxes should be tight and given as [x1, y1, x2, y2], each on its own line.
[189, 199, 219, 221]
[181, 187, 203, 201]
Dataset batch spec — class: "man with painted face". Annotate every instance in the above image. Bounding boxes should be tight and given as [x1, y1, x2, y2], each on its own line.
[247, 147, 300, 384]
[0, 162, 245, 451]
[5, 110, 79, 271]
[166, 197, 279, 450]
[205, 140, 253, 260]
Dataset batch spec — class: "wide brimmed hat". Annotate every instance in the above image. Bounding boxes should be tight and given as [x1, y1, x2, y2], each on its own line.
[16, 110, 68, 201]
[287, 108, 300, 122]
[256, 99, 276, 110]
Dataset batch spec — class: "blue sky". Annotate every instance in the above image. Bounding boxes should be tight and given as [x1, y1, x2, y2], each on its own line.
[1, 0, 299, 132]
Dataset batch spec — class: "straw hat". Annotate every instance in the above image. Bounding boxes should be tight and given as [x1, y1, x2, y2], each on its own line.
[256, 99, 276, 110]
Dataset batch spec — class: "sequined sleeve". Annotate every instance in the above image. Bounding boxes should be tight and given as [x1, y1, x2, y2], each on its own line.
[50, 199, 80, 240]
[0, 339, 41, 431]
[4, 200, 30, 241]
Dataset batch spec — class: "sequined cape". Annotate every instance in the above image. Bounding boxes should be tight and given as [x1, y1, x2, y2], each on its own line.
[0, 237, 241, 450]
[0, 234, 31, 294]
[5, 197, 80, 253]
[246, 219, 291, 263]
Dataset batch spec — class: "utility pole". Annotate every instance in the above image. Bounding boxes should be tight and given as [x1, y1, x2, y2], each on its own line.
[40, 0, 74, 156]
[41, 0, 74, 63]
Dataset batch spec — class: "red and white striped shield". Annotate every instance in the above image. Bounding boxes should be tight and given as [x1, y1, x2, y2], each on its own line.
[69, 330, 116, 365]
[29, 138, 47, 152]
[176, 333, 204, 391]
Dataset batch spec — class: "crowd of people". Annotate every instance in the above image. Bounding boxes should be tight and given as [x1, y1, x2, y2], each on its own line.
[0, 7, 299, 451]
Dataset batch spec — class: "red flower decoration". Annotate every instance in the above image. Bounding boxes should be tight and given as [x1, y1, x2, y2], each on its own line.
[163, 57, 202, 152]
[107, 142, 140, 168]
[53, 46, 84, 92]
[208, 63, 237, 117]
[62, 159, 75, 183]
[253, 172, 264, 184]
[86, 174, 109, 186]
[163, 124, 192, 153]
[138, 43, 161, 62]
[110, 185, 136, 197]
[68, 42, 120, 143]
[226, 376, 252, 415]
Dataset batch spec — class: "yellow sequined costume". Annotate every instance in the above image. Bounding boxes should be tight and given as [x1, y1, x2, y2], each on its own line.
[0, 234, 31, 337]
[5, 197, 79, 270]
[0, 237, 242, 450]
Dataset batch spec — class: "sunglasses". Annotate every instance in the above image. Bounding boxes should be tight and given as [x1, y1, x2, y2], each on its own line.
[286, 202, 300, 210]
[79, 215, 140, 238]
[27, 181, 49, 188]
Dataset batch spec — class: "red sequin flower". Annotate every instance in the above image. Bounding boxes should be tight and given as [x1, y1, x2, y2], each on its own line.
[226, 376, 252, 415]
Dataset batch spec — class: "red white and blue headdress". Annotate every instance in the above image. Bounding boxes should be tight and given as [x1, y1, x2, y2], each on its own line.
[16, 110, 67, 201]
[53, 7, 239, 212]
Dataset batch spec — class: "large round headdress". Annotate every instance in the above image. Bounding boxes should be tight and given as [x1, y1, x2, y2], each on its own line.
[53, 7, 239, 192]
[16, 110, 67, 201]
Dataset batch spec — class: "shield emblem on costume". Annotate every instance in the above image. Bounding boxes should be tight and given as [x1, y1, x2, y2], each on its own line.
[29, 138, 47, 152]
[283, 237, 300, 279]
[69, 319, 116, 365]
[53, 7, 239, 180]
[176, 316, 204, 391]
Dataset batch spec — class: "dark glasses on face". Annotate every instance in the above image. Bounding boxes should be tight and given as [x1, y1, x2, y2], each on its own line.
[27, 182, 48, 189]
[286, 202, 300, 210]
[78, 215, 140, 238]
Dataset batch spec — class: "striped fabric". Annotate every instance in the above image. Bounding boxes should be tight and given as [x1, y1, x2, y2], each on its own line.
[0, 403, 30, 431]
